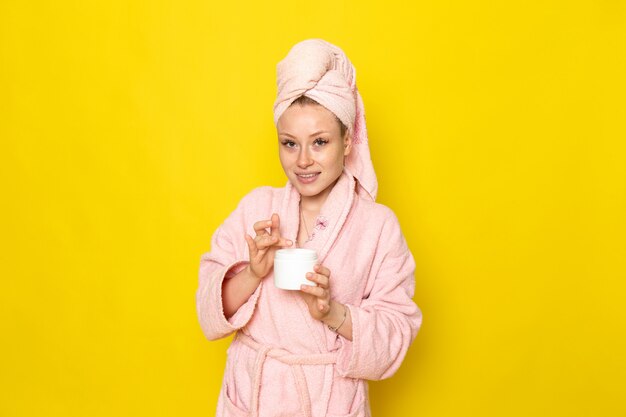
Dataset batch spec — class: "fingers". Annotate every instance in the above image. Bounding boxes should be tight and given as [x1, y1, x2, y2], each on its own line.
[254, 234, 293, 251]
[248, 214, 291, 256]
[254, 213, 281, 238]
[278, 237, 293, 247]
[246, 233, 274, 255]
[305, 271, 329, 288]
[269, 214, 292, 247]
[317, 302, 330, 313]
[255, 234, 279, 251]
[301, 265, 331, 297]
[270, 213, 280, 239]
[300, 284, 328, 299]
[245, 234, 258, 257]
[313, 264, 331, 279]
[253, 219, 272, 236]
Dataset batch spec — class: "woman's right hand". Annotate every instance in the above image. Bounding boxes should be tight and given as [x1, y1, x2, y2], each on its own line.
[244, 213, 293, 280]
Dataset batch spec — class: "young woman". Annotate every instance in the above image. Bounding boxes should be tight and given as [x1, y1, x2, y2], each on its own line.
[196, 38, 422, 417]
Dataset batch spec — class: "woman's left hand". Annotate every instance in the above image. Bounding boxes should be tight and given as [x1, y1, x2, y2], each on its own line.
[299, 264, 332, 321]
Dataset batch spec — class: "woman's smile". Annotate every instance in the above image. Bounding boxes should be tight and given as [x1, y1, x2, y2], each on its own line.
[296, 172, 321, 183]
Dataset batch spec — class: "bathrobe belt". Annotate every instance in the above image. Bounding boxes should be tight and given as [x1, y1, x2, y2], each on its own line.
[235, 331, 338, 417]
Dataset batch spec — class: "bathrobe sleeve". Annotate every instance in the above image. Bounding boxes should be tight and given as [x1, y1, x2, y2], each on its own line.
[196, 191, 264, 341]
[335, 209, 423, 380]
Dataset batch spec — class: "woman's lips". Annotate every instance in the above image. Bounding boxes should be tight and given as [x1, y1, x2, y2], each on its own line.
[296, 172, 320, 184]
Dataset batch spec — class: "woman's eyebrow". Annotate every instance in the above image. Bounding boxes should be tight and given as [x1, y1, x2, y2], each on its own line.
[280, 130, 329, 138]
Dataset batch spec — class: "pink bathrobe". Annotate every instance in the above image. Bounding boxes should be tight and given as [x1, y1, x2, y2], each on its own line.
[196, 168, 422, 417]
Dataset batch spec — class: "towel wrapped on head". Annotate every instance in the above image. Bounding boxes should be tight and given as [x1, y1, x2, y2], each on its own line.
[273, 38, 378, 202]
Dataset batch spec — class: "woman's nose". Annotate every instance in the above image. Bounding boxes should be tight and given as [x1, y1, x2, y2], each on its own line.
[297, 148, 313, 167]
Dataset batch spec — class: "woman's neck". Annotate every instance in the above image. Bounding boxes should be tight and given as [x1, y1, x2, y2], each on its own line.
[299, 177, 339, 213]
[299, 195, 325, 214]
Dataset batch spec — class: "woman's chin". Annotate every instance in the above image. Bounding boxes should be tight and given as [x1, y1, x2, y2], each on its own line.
[293, 185, 319, 197]
[289, 181, 320, 197]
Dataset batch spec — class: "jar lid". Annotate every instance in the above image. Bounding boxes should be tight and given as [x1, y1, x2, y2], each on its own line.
[275, 248, 318, 261]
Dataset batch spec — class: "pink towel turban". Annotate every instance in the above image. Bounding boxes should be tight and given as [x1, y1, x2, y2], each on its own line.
[273, 38, 378, 202]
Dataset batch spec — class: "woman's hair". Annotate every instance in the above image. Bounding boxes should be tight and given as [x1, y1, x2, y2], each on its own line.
[290, 95, 348, 138]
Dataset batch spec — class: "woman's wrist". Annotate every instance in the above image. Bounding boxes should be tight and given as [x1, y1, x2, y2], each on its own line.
[323, 300, 347, 332]
[245, 264, 263, 282]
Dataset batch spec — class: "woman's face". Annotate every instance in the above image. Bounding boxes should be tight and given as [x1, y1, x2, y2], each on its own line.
[277, 104, 352, 204]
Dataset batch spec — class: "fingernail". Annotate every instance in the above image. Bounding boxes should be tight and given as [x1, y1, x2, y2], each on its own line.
[300, 285, 306, 290]
[287, 240, 293, 245]
[314, 265, 319, 271]
[267, 221, 272, 225]
[306, 272, 312, 278]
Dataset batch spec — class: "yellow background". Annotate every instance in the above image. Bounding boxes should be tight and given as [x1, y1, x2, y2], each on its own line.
[1, 1, 625, 416]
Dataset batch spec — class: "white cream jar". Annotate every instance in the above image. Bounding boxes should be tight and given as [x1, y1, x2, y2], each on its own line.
[273, 249, 318, 290]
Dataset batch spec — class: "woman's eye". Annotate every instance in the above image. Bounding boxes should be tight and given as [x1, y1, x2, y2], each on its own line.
[281, 140, 297, 148]
[314, 138, 329, 146]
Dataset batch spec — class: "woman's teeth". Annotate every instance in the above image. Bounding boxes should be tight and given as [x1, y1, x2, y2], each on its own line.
[296, 172, 320, 183]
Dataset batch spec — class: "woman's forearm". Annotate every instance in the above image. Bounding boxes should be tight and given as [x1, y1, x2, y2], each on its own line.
[222, 265, 263, 320]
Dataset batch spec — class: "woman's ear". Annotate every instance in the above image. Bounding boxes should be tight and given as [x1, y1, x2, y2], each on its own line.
[343, 132, 353, 156]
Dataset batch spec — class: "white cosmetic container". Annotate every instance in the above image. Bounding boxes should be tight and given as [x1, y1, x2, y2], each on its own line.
[273, 249, 318, 290]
